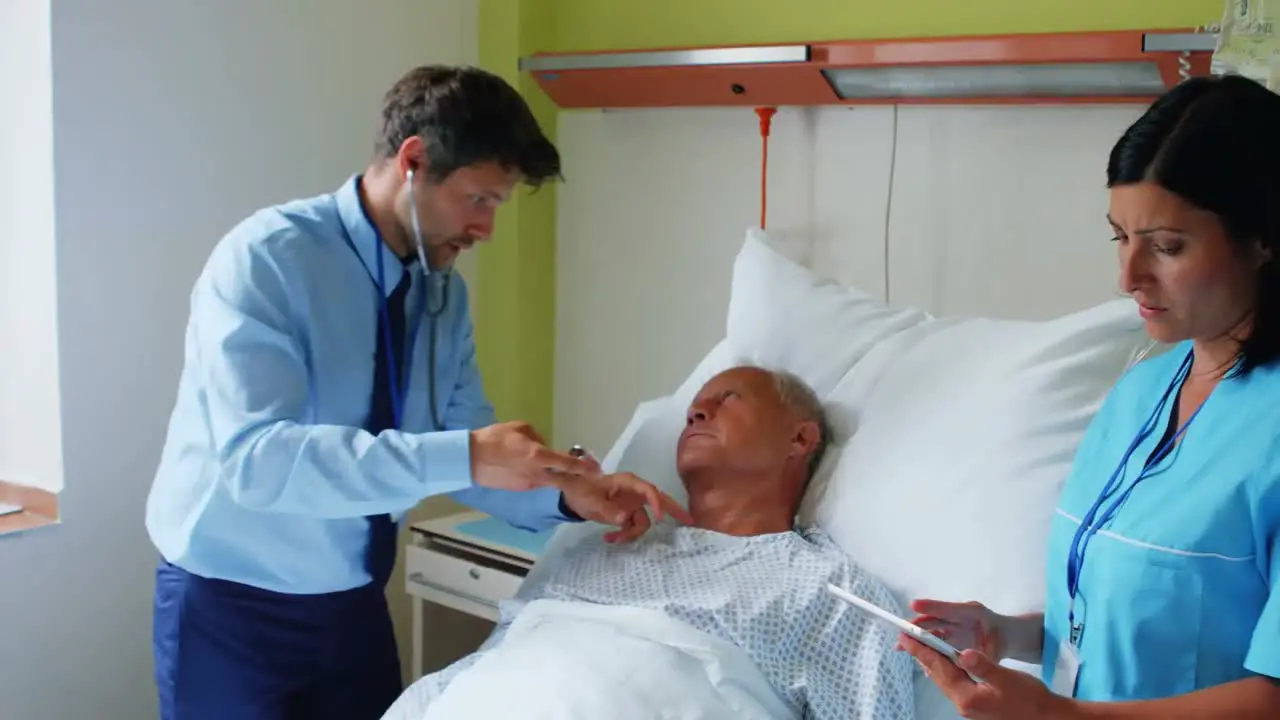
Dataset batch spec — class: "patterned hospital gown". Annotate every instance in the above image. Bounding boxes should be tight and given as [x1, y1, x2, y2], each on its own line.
[409, 525, 915, 720]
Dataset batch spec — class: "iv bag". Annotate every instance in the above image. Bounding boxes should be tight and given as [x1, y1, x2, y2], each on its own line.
[1211, 0, 1280, 90]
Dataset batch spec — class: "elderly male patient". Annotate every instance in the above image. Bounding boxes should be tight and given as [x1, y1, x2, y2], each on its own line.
[382, 366, 915, 720]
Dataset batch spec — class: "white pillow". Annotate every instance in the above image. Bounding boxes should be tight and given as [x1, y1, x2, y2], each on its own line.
[811, 301, 1155, 621]
[809, 303, 1156, 719]
[726, 229, 930, 398]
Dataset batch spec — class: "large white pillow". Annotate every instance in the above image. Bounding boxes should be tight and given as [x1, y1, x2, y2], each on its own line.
[808, 303, 1157, 719]
[811, 302, 1156, 618]
[726, 229, 930, 397]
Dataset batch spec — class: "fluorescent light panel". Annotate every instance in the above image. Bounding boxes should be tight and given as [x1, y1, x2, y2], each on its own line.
[520, 45, 809, 72]
[823, 62, 1167, 99]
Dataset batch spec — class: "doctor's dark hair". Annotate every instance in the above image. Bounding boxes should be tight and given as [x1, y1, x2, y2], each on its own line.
[1106, 74, 1280, 374]
[374, 65, 562, 187]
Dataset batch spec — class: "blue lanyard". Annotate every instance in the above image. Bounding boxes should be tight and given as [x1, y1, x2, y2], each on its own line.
[334, 179, 451, 431]
[1065, 348, 1201, 637]
[372, 233, 425, 430]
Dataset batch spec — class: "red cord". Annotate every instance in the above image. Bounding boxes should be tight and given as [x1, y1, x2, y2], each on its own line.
[755, 107, 777, 229]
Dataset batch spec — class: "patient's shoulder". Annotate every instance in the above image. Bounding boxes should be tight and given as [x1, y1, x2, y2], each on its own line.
[791, 526, 860, 576]
[792, 525, 845, 557]
[795, 526, 905, 615]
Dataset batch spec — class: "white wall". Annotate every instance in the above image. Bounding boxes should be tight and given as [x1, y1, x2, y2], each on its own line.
[0, 1, 476, 718]
[554, 103, 1144, 455]
[1, 0, 63, 493]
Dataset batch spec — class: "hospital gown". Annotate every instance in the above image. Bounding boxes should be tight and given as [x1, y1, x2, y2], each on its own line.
[394, 524, 915, 720]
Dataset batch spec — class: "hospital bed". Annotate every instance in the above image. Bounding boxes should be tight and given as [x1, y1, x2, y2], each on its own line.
[392, 227, 1160, 720]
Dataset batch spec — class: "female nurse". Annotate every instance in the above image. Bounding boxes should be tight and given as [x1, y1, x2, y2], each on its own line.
[902, 73, 1280, 719]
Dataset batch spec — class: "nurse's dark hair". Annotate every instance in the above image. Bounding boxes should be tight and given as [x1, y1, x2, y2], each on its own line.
[374, 65, 562, 187]
[1106, 74, 1280, 374]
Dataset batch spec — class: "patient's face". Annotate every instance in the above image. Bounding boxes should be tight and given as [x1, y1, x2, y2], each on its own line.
[676, 367, 807, 478]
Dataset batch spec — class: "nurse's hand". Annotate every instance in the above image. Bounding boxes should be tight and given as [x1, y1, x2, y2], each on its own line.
[901, 637, 1077, 720]
[469, 421, 601, 491]
[905, 599, 1045, 665]
[559, 471, 694, 543]
[903, 599, 1007, 660]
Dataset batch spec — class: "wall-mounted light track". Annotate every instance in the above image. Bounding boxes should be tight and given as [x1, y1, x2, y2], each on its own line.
[519, 29, 1218, 109]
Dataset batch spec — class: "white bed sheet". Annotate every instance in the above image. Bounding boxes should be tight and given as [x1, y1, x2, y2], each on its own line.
[384, 525, 916, 720]
[384, 599, 797, 720]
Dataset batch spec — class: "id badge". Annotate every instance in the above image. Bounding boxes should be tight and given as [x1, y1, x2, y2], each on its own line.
[1050, 640, 1082, 697]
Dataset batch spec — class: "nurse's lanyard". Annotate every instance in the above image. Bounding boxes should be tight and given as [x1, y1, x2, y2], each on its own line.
[353, 171, 452, 431]
[1064, 347, 1201, 647]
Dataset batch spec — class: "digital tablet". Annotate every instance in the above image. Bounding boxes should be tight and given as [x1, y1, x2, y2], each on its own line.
[826, 583, 962, 662]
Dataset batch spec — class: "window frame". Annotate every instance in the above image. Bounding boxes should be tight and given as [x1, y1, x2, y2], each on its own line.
[0, 480, 59, 535]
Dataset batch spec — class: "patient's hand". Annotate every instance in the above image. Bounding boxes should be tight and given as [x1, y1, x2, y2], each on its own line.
[560, 471, 694, 543]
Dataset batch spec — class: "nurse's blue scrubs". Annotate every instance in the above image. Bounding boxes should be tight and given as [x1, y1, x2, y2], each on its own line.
[1042, 340, 1280, 700]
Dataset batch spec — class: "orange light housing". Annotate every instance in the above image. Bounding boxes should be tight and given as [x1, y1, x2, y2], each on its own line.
[520, 30, 1217, 109]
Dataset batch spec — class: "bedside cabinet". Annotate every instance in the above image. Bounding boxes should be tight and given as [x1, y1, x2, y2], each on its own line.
[404, 511, 554, 679]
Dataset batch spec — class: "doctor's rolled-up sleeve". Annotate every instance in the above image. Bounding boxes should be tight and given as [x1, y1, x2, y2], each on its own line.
[438, 294, 570, 533]
[195, 234, 473, 519]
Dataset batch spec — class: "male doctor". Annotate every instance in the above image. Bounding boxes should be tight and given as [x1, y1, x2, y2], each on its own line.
[145, 65, 689, 720]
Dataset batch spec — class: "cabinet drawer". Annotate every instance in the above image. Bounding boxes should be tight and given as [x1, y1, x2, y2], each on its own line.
[405, 544, 523, 609]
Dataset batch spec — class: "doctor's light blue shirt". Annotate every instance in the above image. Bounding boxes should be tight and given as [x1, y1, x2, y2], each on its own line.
[145, 175, 570, 595]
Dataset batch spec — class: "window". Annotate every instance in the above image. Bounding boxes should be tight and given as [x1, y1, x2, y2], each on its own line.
[1, 0, 61, 535]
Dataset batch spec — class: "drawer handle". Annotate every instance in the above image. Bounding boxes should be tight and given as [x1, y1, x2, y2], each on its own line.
[407, 572, 499, 610]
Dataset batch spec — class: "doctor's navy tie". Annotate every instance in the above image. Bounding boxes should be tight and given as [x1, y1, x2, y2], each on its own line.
[365, 260, 411, 588]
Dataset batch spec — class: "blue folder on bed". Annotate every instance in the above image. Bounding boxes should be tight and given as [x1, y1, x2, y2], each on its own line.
[454, 516, 555, 557]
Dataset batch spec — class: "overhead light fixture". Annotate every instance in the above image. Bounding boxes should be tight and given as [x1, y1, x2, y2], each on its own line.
[822, 62, 1168, 100]
[519, 29, 1218, 109]
[519, 45, 809, 72]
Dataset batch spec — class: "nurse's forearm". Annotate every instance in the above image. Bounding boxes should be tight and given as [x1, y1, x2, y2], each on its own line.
[1065, 677, 1280, 720]
[999, 611, 1046, 664]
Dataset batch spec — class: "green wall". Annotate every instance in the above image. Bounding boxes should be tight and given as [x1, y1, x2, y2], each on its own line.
[548, 0, 1226, 52]
[476, 0, 560, 438]
[474, 0, 1227, 440]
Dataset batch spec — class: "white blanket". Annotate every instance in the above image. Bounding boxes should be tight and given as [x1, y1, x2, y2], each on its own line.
[383, 526, 916, 720]
[401, 599, 799, 720]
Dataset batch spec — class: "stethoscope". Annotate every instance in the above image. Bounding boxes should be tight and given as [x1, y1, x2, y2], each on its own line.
[1064, 346, 1202, 647]
[407, 168, 451, 431]
[348, 169, 452, 432]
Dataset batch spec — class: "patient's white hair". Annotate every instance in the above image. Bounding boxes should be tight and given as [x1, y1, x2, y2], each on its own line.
[762, 368, 830, 483]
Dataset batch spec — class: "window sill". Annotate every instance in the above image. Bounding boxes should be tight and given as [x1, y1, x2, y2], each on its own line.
[0, 480, 60, 537]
